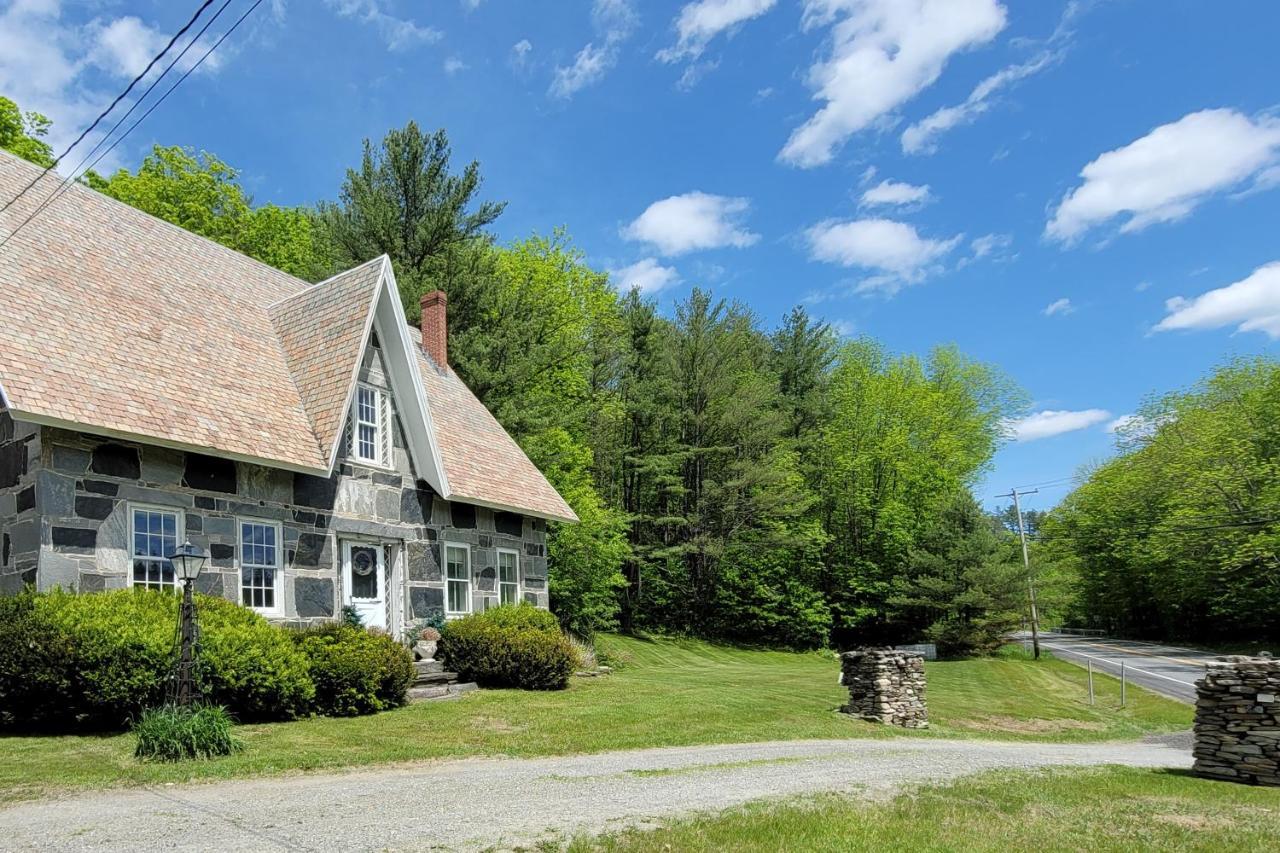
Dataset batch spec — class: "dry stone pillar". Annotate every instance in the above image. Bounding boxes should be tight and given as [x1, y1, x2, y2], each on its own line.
[1194, 655, 1280, 786]
[840, 648, 928, 729]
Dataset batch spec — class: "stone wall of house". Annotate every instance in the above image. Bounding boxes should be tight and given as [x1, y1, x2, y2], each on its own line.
[1193, 655, 1280, 786]
[0, 412, 41, 593]
[839, 648, 928, 729]
[18, 416, 548, 631]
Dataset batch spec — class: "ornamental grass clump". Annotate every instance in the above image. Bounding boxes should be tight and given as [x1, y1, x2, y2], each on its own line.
[133, 704, 243, 762]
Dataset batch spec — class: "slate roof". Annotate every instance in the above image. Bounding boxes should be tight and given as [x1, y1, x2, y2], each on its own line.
[0, 151, 576, 522]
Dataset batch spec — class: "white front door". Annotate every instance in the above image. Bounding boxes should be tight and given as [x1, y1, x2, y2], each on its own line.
[342, 541, 386, 630]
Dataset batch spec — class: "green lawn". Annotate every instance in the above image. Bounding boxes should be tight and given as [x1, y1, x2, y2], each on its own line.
[0, 635, 1190, 803]
[570, 766, 1280, 852]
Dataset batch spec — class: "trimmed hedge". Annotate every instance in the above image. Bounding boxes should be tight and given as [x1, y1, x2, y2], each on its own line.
[439, 604, 576, 690]
[292, 624, 415, 716]
[0, 590, 77, 730]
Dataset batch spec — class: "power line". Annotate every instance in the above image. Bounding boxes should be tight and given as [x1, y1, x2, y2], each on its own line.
[0, 0, 217, 216]
[0, 0, 264, 256]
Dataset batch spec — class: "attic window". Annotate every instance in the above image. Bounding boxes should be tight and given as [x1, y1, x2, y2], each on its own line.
[352, 383, 389, 467]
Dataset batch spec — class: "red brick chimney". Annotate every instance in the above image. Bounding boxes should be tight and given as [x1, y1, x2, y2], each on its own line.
[420, 290, 448, 368]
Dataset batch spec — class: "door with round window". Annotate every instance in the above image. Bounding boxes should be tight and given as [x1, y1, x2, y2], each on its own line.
[342, 541, 386, 629]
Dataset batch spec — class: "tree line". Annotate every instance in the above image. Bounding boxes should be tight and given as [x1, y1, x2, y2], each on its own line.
[3, 99, 1040, 654]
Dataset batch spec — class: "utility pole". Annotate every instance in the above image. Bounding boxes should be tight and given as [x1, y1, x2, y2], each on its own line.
[1000, 487, 1041, 659]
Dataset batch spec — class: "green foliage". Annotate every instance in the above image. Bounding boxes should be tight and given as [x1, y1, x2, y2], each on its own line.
[0, 589, 76, 729]
[888, 494, 1025, 657]
[93, 145, 328, 278]
[133, 705, 243, 762]
[0, 95, 54, 168]
[1046, 356, 1280, 642]
[439, 605, 577, 690]
[341, 604, 363, 628]
[293, 624, 415, 716]
[4, 589, 312, 730]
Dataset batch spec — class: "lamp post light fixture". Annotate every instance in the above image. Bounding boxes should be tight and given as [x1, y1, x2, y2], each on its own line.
[168, 540, 208, 707]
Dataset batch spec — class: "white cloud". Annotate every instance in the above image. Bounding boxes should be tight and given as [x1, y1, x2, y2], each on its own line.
[902, 50, 1059, 154]
[970, 232, 1011, 259]
[1042, 297, 1074, 317]
[859, 178, 931, 208]
[1154, 261, 1280, 339]
[1047, 109, 1280, 243]
[1106, 414, 1140, 433]
[512, 39, 532, 60]
[779, 0, 1006, 168]
[443, 56, 467, 75]
[1135, 280, 1152, 292]
[324, 0, 442, 51]
[1002, 409, 1111, 442]
[549, 0, 637, 99]
[622, 191, 759, 256]
[609, 258, 682, 294]
[806, 217, 961, 294]
[657, 0, 776, 64]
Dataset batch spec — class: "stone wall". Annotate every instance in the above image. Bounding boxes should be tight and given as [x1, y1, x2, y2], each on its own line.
[1194, 655, 1280, 786]
[0, 412, 41, 593]
[839, 648, 928, 729]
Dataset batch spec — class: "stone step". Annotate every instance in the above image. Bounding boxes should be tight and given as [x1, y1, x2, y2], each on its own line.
[415, 660, 444, 676]
[414, 670, 459, 686]
[408, 682, 478, 703]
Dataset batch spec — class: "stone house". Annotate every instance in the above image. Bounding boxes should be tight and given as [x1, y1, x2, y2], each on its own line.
[0, 151, 576, 636]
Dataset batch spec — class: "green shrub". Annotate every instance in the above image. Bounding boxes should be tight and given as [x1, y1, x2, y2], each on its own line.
[34, 588, 312, 728]
[439, 605, 576, 690]
[133, 704, 243, 762]
[0, 589, 77, 730]
[292, 624, 415, 716]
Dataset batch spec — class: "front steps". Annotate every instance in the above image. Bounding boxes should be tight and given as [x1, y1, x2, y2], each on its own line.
[407, 658, 477, 702]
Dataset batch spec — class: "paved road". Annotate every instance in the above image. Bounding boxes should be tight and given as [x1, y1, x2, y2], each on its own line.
[1030, 632, 1245, 703]
[0, 737, 1191, 852]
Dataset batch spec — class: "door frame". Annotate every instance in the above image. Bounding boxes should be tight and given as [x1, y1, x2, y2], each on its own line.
[341, 538, 388, 631]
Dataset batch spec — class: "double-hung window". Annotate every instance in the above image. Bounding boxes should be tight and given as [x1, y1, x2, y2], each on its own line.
[352, 383, 388, 466]
[445, 543, 471, 615]
[131, 506, 182, 591]
[239, 519, 282, 613]
[498, 549, 520, 605]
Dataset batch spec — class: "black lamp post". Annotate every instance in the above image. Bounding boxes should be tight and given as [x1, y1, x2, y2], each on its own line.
[168, 540, 208, 707]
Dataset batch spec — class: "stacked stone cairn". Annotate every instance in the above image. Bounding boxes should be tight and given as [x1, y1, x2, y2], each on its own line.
[839, 648, 928, 729]
[1194, 654, 1280, 786]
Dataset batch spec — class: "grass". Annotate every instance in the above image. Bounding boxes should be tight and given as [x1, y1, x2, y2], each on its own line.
[0, 634, 1190, 803]
[568, 766, 1280, 852]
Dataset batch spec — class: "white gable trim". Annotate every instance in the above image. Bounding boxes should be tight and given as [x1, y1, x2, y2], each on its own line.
[325, 257, 450, 494]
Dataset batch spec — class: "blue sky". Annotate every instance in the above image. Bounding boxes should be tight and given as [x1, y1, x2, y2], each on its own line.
[3, 0, 1279, 512]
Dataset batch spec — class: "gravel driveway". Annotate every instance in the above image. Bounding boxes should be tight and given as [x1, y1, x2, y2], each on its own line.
[0, 737, 1191, 851]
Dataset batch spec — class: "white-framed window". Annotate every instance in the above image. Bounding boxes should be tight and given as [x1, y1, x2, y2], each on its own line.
[130, 505, 183, 592]
[351, 383, 389, 466]
[498, 548, 520, 605]
[239, 518, 282, 613]
[445, 543, 471, 615]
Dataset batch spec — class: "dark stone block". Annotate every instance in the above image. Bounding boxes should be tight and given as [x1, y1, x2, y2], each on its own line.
[0, 441, 26, 489]
[50, 445, 89, 475]
[79, 573, 106, 593]
[400, 488, 432, 525]
[2, 533, 8, 567]
[409, 586, 444, 621]
[478, 534, 493, 548]
[451, 502, 476, 529]
[16, 485, 34, 513]
[195, 572, 224, 597]
[52, 526, 96, 553]
[82, 479, 119, 496]
[523, 592, 538, 605]
[294, 474, 337, 509]
[495, 512, 523, 537]
[313, 514, 328, 529]
[525, 542, 544, 557]
[407, 541, 441, 582]
[183, 453, 237, 494]
[294, 532, 327, 567]
[372, 472, 403, 488]
[210, 543, 235, 568]
[21, 567, 36, 586]
[194, 495, 216, 510]
[89, 443, 140, 479]
[186, 514, 203, 533]
[295, 577, 335, 617]
[74, 495, 115, 521]
[292, 510, 317, 525]
[477, 567, 497, 592]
